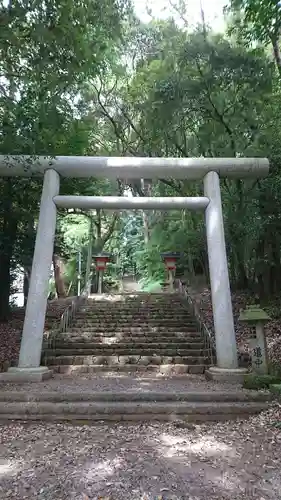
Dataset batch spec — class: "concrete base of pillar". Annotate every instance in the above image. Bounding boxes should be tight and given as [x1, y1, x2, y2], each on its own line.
[0, 367, 53, 383]
[205, 366, 248, 385]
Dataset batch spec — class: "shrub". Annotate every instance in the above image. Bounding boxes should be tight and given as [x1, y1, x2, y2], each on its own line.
[243, 374, 281, 390]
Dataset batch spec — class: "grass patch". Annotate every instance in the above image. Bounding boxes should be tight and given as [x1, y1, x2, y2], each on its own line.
[243, 374, 281, 390]
[140, 280, 163, 292]
[269, 384, 281, 396]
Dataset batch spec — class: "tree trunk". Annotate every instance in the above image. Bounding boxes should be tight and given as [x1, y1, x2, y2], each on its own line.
[85, 217, 94, 293]
[236, 260, 248, 289]
[22, 218, 35, 306]
[23, 266, 32, 307]
[0, 180, 18, 321]
[0, 252, 12, 321]
[269, 233, 281, 293]
[52, 254, 67, 298]
[271, 37, 281, 79]
[142, 212, 150, 245]
[141, 178, 152, 244]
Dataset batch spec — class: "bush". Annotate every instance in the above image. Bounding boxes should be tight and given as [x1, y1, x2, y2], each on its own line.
[141, 280, 163, 292]
[243, 374, 281, 390]
[269, 384, 281, 396]
[268, 362, 281, 378]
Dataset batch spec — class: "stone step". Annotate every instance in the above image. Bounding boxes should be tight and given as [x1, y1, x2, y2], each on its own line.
[0, 391, 270, 403]
[0, 412, 265, 423]
[72, 324, 198, 330]
[74, 318, 195, 324]
[0, 401, 268, 423]
[75, 312, 192, 318]
[72, 325, 198, 332]
[50, 341, 205, 349]
[46, 355, 209, 366]
[79, 301, 186, 304]
[86, 294, 183, 298]
[74, 318, 194, 324]
[51, 364, 206, 374]
[77, 311, 189, 317]
[53, 330, 202, 344]
[86, 300, 185, 303]
[50, 340, 205, 349]
[77, 305, 190, 311]
[44, 342, 204, 356]
[44, 348, 206, 357]
[68, 327, 199, 333]
[80, 304, 187, 310]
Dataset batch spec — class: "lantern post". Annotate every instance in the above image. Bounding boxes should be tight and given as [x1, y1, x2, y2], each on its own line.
[93, 253, 112, 294]
[161, 252, 181, 292]
[239, 304, 270, 375]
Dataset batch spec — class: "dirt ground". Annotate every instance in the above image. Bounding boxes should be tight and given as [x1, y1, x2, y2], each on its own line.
[0, 403, 280, 500]
[0, 372, 261, 393]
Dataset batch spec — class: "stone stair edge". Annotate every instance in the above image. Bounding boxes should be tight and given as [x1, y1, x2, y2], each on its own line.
[46, 342, 205, 347]
[0, 401, 269, 418]
[50, 336, 203, 341]
[46, 339, 204, 346]
[46, 355, 210, 364]
[44, 349, 206, 356]
[0, 391, 272, 403]
[0, 412, 267, 423]
[61, 329, 200, 334]
[52, 364, 207, 374]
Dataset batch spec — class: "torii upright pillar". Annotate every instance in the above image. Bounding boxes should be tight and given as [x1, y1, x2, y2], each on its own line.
[6, 169, 60, 381]
[203, 171, 247, 383]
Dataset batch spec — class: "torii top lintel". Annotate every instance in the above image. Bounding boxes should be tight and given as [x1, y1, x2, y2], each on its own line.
[0, 155, 269, 180]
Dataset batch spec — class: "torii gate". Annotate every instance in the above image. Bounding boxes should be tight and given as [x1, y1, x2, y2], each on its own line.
[0, 156, 269, 383]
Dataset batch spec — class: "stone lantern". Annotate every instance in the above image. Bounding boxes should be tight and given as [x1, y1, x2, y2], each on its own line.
[93, 252, 112, 294]
[160, 252, 181, 292]
[239, 304, 270, 375]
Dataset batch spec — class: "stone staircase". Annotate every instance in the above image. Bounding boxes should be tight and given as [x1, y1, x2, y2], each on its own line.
[43, 293, 211, 374]
[0, 390, 271, 423]
[0, 293, 273, 423]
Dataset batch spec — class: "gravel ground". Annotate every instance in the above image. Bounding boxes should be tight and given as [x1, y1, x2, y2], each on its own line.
[0, 373, 262, 394]
[0, 405, 281, 500]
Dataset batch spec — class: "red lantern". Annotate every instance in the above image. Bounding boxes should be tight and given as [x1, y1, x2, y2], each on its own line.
[95, 256, 110, 271]
[164, 257, 177, 271]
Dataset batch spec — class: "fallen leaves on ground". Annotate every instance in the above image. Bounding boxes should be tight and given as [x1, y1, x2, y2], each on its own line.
[0, 405, 281, 500]
[0, 298, 75, 370]
[189, 287, 281, 369]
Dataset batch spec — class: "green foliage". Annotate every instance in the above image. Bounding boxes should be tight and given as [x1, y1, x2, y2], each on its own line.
[141, 280, 163, 292]
[269, 384, 281, 396]
[243, 374, 281, 390]
[268, 361, 281, 378]
[90, 18, 281, 297]
[1, 1, 281, 317]
[229, 0, 281, 44]
[228, 0, 281, 78]
[0, 0, 130, 316]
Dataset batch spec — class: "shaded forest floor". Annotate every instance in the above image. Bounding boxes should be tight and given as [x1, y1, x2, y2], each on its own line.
[0, 298, 74, 371]
[0, 405, 281, 499]
[188, 286, 281, 371]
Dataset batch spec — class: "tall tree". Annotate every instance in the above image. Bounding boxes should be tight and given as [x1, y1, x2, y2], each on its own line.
[229, 0, 281, 78]
[0, 0, 130, 319]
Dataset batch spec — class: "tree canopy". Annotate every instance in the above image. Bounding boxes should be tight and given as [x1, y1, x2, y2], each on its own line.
[1, 0, 281, 318]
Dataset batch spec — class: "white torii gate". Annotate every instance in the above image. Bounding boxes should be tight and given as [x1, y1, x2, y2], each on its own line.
[0, 156, 269, 383]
